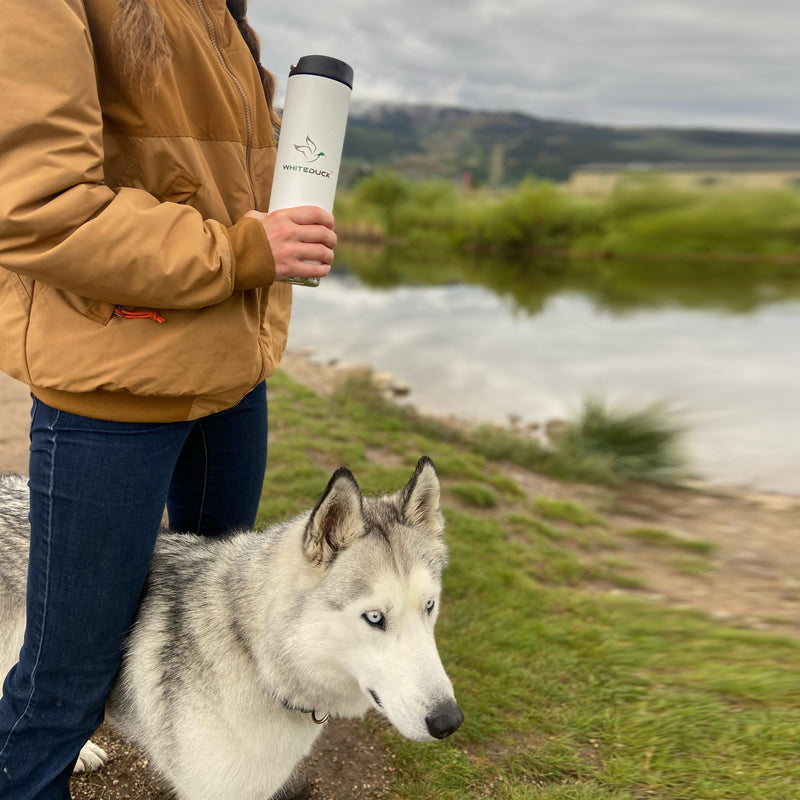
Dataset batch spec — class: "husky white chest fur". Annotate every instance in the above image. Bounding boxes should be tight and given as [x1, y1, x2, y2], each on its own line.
[0, 458, 463, 800]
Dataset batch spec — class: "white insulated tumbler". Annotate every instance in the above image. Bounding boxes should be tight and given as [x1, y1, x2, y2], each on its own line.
[268, 55, 354, 287]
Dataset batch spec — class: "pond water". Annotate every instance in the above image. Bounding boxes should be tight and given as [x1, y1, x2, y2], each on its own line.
[287, 262, 800, 496]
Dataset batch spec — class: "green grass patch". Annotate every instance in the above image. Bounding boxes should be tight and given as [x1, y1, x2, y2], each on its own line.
[668, 555, 716, 577]
[533, 497, 605, 527]
[449, 482, 500, 508]
[555, 397, 688, 484]
[505, 512, 564, 542]
[621, 526, 716, 555]
[261, 368, 800, 799]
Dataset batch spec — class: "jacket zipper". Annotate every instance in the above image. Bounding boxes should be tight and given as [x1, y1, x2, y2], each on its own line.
[195, 0, 256, 205]
[194, 0, 267, 385]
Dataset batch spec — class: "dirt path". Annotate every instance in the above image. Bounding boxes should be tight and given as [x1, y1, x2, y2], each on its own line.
[606, 479, 800, 637]
[500, 465, 800, 638]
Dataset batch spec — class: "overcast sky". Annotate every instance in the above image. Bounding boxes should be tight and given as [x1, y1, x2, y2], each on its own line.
[251, 0, 798, 133]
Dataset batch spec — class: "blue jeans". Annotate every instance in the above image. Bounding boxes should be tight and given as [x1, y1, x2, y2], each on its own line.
[0, 383, 268, 799]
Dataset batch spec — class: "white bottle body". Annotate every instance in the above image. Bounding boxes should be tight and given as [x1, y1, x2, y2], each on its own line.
[269, 74, 351, 213]
[269, 70, 352, 286]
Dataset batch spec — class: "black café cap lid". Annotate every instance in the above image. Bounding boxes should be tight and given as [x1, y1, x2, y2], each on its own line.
[290, 55, 354, 89]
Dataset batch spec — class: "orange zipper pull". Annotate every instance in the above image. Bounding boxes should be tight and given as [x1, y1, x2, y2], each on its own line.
[114, 306, 166, 323]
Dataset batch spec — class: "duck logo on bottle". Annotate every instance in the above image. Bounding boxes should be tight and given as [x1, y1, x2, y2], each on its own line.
[294, 135, 325, 163]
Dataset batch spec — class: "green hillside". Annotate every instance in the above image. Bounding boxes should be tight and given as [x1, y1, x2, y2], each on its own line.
[341, 103, 800, 185]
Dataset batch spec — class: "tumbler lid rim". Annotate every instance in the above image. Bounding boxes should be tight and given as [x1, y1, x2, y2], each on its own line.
[290, 55, 354, 89]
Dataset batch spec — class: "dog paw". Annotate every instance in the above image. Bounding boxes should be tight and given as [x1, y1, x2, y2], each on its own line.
[73, 739, 109, 773]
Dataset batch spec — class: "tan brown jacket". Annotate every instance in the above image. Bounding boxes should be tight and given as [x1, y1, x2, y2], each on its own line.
[0, 0, 291, 421]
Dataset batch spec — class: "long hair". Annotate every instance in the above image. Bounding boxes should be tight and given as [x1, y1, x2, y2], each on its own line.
[110, 0, 279, 125]
[110, 0, 172, 84]
[225, 0, 280, 128]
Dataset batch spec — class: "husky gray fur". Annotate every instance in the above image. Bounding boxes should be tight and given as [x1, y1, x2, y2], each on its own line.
[0, 458, 463, 799]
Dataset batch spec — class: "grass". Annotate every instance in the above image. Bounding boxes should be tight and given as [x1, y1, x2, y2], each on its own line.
[621, 526, 716, 555]
[533, 497, 606, 528]
[260, 369, 800, 800]
[449, 482, 500, 509]
[555, 397, 689, 485]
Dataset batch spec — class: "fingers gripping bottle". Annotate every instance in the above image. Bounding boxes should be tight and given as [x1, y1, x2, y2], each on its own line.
[268, 55, 354, 287]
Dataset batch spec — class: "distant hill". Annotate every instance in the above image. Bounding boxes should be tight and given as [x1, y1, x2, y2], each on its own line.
[340, 103, 800, 186]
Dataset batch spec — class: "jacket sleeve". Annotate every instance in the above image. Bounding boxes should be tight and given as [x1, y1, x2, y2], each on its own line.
[0, 0, 274, 310]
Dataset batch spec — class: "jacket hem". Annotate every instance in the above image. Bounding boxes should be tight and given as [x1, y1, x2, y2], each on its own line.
[30, 386, 197, 423]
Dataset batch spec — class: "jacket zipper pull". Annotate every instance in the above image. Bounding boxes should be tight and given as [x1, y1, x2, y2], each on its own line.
[114, 306, 166, 323]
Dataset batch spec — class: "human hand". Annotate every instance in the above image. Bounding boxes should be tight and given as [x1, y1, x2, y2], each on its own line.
[244, 206, 337, 282]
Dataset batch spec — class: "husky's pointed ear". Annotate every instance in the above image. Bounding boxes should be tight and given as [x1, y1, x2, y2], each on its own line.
[401, 457, 444, 535]
[303, 467, 364, 568]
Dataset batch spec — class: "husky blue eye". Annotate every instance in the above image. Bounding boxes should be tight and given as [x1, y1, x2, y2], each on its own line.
[426, 600, 435, 615]
[363, 611, 385, 629]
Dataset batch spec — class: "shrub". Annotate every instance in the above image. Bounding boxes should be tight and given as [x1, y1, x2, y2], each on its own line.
[555, 397, 688, 483]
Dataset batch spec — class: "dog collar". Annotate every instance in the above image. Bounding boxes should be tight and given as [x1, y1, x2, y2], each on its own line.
[279, 697, 329, 725]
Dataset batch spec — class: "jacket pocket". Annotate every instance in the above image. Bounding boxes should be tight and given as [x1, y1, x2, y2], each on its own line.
[0, 270, 35, 383]
[34, 283, 116, 327]
[158, 173, 203, 204]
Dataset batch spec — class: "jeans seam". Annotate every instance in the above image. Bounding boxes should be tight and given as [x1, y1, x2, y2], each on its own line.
[196, 423, 209, 533]
[0, 410, 60, 766]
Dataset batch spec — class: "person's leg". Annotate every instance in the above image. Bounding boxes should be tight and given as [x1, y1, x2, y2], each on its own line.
[166, 382, 314, 799]
[0, 399, 192, 799]
[167, 381, 268, 536]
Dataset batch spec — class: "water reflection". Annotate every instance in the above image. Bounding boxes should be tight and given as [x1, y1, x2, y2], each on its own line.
[287, 246, 800, 495]
[338, 243, 800, 315]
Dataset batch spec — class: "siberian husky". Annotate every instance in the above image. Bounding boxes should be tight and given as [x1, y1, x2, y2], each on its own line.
[0, 457, 463, 799]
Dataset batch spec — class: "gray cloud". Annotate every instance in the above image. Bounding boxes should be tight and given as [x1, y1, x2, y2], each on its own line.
[250, 0, 799, 131]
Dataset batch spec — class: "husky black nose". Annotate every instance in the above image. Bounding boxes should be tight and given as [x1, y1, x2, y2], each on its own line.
[425, 699, 464, 739]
